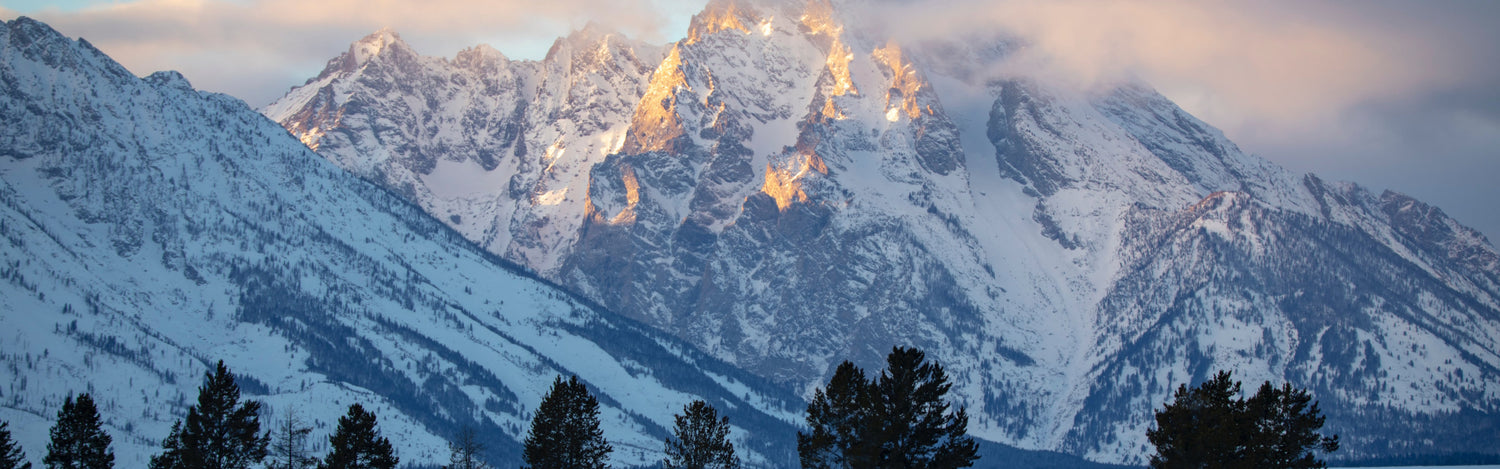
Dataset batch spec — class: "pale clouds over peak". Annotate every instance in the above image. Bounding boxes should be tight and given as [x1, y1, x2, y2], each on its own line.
[868, 0, 1464, 134]
[860, 0, 1500, 242]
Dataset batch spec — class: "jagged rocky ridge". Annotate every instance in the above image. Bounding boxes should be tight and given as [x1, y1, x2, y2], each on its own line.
[0, 16, 812, 468]
[264, 0, 1500, 463]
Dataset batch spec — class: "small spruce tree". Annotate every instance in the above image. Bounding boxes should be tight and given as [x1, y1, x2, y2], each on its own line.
[1, 421, 33, 469]
[1246, 381, 1340, 468]
[868, 346, 978, 469]
[663, 400, 739, 469]
[146, 423, 184, 469]
[522, 375, 611, 469]
[320, 404, 397, 469]
[797, 361, 871, 469]
[43, 393, 113, 469]
[149, 360, 269, 469]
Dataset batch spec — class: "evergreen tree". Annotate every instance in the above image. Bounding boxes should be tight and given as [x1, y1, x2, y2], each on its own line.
[43, 393, 113, 469]
[1148, 371, 1339, 469]
[867, 347, 978, 469]
[797, 348, 978, 469]
[1147, 371, 1252, 469]
[663, 401, 739, 469]
[149, 360, 269, 469]
[1246, 381, 1339, 468]
[444, 426, 488, 469]
[522, 375, 611, 469]
[266, 407, 318, 469]
[1, 421, 32, 469]
[146, 423, 183, 469]
[797, 361, 871, 469]
[320, 404, 397, 469]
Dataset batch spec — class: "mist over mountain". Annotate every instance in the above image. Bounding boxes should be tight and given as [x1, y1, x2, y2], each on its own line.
[263, 0, 1500, 464]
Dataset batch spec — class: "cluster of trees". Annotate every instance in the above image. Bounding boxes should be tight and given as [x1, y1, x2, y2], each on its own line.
[1147, 370, 1340, 469]
[2, 361, 399, 469]
[518, 347, 981, 469]
[798, 347, 978, 469]
[518, 375, 742, 469]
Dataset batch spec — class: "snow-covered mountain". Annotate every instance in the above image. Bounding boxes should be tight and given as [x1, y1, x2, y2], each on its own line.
[0, 16, 813, 468]
[263, 0, 1500, 463]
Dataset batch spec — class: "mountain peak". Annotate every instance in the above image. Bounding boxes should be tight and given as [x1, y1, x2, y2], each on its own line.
[453, 43, 507, 71]
[306, 26, 416, 82]
[350, 26, 407, 64]
[545, 21, 626, 61]
[145, 70, 193, 90]
[686, 0, 764, 43]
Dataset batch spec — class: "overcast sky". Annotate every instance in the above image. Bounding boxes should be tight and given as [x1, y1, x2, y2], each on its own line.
[3, 0, 1497, 244]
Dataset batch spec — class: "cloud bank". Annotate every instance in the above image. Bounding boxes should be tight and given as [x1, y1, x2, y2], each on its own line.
[870, 0, 1500, 242]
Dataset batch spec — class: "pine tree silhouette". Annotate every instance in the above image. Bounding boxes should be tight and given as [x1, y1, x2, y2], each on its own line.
[320, 404, 397, 469]
[147, 423, 184, 469]
[663, 400, 739, 469]
[798, 361, 871, 469]
[869, 347, 978, 469]
[1, 421, 33, 469]
[149, 360, 269, 469]
[798, 348, 978, 469]
[43, 393, 113, 469]
[522, 376, 611, 469]
[1246, 381, 1340, 468]
[1148, 371, 1339, 469]
[1148, 371, 1250, 469]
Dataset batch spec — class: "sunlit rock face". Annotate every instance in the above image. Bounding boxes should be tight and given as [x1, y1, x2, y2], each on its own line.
[267, 0, 1500, 463]
[621, 45, 690, 155]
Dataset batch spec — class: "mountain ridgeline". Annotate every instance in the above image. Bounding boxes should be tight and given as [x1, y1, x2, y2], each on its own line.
[0, 16, 812, 468]
[262, 0, 1500, 464]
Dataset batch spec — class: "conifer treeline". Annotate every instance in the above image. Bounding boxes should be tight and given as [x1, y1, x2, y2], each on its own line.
[517, 347, 980, 469]
[6, 361, 400, 469]
[2, 354, 1338, 468]
[1147, 370, 1340, 469]
[798, 347, 978, 469]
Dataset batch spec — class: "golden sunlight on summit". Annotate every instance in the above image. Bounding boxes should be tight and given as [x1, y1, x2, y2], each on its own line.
[685, 1, 753, 44]
[622, 45, 689, 155]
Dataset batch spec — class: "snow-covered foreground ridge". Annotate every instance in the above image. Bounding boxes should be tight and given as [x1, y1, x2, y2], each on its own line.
[0, 16, 813, 468]
[264, 0, 1500, 463]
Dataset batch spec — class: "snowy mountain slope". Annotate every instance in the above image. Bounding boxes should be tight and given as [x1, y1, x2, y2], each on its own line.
[0, 16, 807, 468]
[978, 76, 1500, 459]
[265, 0, 1500, 463]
